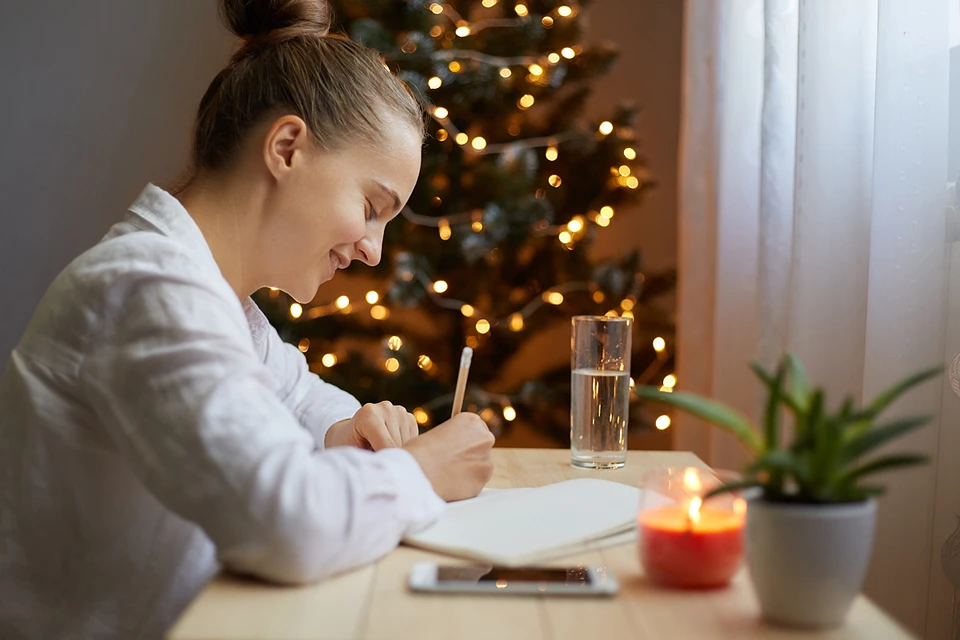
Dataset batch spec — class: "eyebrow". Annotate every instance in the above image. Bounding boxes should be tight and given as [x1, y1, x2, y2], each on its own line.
[373, 181, 402, 214]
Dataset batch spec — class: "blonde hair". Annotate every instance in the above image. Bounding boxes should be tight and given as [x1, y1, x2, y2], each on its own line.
[192, 0, 425, 171]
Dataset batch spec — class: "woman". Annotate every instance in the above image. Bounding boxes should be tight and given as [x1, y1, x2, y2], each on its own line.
[0, 1, 495, 638]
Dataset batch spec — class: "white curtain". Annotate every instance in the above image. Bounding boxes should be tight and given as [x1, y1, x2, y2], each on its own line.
[677, 0, 957, 635]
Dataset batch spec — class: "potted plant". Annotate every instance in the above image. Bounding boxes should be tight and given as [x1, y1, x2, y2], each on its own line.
[634, 353, 939, 629]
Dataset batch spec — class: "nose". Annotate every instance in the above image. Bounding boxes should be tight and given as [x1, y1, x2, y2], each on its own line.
[355, 232, 383, 267]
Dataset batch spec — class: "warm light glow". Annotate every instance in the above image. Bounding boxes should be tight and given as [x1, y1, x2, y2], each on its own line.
[592, 291, 605, 303]
[688, 496, 702, 523]
[509, 313, 524, 332]
[663, 374, 677, 388]
[619, 165, 631, 177]
[322, 353, 338, 367]
[528, 63, 543, 76]
[385, 336, 402, 351]
[472, 220, 484, 232]
[557, 5, 573, 16]
[558, 230, 572, 244]
[455, 132, 469, 145]
[448, 61, 461, 73]
[547, 52, 560, 64]
[385, 357, 400, 373]
[627, 176, 640, 189]
[289, 303, 303, 319]
[465, 335, 479, 348]
[548, 174, 562, 187]
[734, 498, 747, 517]
[518, 94, 535, 109]
[482, 0, 498, 6]
[434, 106, 449, 119]
[514, 3, 528, 16]
[370, 305, 389, 320]
[428, 76, 442, 89]
[461, 304, 475, 317]
[598, 121, 614, 135]
[508, 123, 521, 136]
[429, 3, 443, 14]
[604, 309, 619, 318]
[545, 146, 558, 161]
[418, 355, 434, 371]
[436, 129, 448, 142]
[624, 147, 637, 160]
[684, 468, 703, 492]
[503, 405, 517, 421]
[561, 47, 576, 59]
[621, 298, 635, 311]
[621, 310, 634, 319]
[500, 67, 512, 78]
[659, 385, 674, 393]
[600, 205, 615, 219]
[268, 287, 278, 291]
[432, 280, 448, 293]
[471, 136, 487, 150]
[629, 377, 636, 388]
[298, 338, 310, 353]
[414, 407, 430, 424]
[365, 291, 379, 304]
[476, 319, 491, 334]
[439, 221, 452, 240]
[545, 291, 564, 305]
[567, 218, 583, 233]
[496, 579, 508, 589]
[542, 16, 554, 28]
[653, 337, 666, 352]
[480, 408, 496, 421]
[455, 25, 471, 37]
[596, 216, 611, 228]
[429, 25, 443, 37]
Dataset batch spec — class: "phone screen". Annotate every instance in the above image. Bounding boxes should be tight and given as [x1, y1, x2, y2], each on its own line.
[435, 566, 592, 586]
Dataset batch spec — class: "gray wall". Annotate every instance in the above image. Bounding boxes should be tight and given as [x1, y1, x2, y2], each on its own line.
[0, 1, 231, 358]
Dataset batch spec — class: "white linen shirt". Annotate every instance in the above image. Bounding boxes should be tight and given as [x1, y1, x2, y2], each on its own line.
[0, 184, 445, 640]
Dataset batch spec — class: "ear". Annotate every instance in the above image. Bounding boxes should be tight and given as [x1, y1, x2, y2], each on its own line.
[262, 115, 311, 181]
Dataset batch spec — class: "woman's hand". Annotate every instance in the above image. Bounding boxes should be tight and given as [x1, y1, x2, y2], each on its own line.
[404, 413, 495, 502]
[324, 402, 420, 450]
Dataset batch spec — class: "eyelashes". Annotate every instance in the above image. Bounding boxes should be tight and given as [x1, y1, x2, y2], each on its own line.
[365, 200, 380, 222]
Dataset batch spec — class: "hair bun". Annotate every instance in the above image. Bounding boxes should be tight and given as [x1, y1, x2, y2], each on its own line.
[220, 0, 331, 46]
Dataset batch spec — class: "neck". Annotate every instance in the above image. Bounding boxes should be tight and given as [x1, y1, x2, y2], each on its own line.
[175, 169, 265, 300]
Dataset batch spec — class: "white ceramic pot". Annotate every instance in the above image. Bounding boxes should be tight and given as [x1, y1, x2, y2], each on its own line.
[745, 498, 877, 629]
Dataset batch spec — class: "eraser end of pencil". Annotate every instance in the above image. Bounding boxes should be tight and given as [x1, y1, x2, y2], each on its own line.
[460, 346, 473, 368]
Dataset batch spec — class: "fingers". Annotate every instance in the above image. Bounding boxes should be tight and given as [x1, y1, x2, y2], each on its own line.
[354, 403, 398, 450]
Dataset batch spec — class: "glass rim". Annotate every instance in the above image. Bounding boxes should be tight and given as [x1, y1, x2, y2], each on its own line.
[571, 314, 633, 324]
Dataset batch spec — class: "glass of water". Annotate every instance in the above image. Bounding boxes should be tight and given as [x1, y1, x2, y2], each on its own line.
[570, 315, 633, 469]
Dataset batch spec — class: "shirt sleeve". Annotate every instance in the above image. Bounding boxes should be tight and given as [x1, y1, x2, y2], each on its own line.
[243, 300, 360, 448]
[80, 266, 445, 585]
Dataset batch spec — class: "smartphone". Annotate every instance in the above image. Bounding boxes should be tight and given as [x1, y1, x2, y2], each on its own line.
[408, 562, 619, 596]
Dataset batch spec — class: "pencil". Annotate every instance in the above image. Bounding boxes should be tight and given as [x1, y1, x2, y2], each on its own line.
[450, 346, 473, 418]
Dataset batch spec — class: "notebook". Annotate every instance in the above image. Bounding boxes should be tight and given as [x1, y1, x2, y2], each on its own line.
[402, 478, 669, 566]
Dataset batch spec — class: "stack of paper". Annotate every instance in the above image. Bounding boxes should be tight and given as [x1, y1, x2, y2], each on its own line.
[403, 478, 667, 566]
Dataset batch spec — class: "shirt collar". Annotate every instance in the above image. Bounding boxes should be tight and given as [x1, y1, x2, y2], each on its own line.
[126, 183, 220, 271]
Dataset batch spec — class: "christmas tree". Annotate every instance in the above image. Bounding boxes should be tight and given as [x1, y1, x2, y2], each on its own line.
[255, 0, 676, 443]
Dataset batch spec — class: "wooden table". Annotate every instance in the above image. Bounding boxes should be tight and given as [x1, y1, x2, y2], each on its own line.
[167, 448, 913, 640]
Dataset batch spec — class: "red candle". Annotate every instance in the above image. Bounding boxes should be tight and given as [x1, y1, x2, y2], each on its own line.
[638, 501, 744, 589]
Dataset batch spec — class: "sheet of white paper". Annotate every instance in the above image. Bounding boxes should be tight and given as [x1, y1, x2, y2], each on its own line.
[403, 478, 670, 566]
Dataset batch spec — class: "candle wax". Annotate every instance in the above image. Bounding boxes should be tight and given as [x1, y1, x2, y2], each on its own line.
[639, 504, 743, 589]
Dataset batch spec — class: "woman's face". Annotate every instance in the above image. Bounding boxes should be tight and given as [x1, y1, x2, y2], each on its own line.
[259, 116, 422, 303]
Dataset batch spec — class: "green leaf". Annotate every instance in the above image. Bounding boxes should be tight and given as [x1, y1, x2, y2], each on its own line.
[864, 367, 941, 420]
[786, 353, 812, 412]
[750, 361, 787, 452]
[632, 387, 762, 453]
[703, 479, 761, 501]
[840, 415, 932, 462]
[837, 454, 929, 486]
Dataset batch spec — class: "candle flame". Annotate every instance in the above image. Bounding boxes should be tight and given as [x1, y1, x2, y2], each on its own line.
[688, 497, 703, 526]
[734, 497, 747, 517]
[683, 468, 703, 492]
